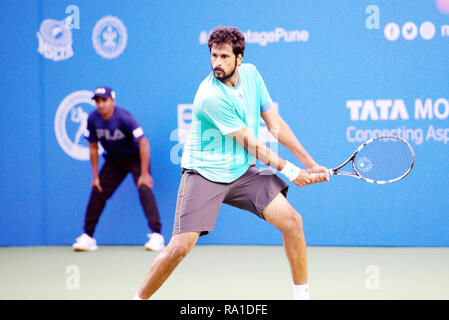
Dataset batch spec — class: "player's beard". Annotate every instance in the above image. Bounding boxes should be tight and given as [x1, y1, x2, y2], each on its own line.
[212, 59, 238, 82]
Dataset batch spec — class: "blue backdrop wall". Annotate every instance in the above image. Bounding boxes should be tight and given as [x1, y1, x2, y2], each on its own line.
[1, 0, 448, 247]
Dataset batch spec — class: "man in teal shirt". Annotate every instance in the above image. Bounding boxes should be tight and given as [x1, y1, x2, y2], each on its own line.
[182, 62, 273, 182]
[136, 26, 329, 300]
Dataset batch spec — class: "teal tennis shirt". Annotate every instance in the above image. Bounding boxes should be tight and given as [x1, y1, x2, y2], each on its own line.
[181, 63, 273, 183]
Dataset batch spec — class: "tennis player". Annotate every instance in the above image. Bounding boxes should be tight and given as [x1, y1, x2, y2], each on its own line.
[135, 26, 329, 300]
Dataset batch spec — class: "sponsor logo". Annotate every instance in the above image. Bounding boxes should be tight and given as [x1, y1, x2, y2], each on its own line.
[37, 16, 74, 61]
[345, 98, 449, 145]
[96, 128, 125, 141]
[55, 90, 104, 160]
[176, 104, 193, 145]
[92, 16, 128, 59]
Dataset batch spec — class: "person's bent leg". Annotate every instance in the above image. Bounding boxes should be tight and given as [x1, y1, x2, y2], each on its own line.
[84, 160, 127, 236]
[128, 158, 162, 234]
[134, 169, 225, 299]
[138, 185, 162, 233]
[136, 231, 200, 300]
[261, 193, 309, 298]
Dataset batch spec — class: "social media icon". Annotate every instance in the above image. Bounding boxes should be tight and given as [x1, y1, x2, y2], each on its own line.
[384, 23, 400, 41]
[419, 21, 436, 40]
[402, 22, 418, 40]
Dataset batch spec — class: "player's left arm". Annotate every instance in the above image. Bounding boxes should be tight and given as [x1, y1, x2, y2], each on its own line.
[229, 127, 315, 187]
[261, 108, 329, 182]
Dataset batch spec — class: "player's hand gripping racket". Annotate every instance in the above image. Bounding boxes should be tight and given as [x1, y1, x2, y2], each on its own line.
[322, 136, 415, 184]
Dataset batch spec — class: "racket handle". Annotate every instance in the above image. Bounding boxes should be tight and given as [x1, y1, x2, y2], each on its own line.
[310, 170, 333, 181]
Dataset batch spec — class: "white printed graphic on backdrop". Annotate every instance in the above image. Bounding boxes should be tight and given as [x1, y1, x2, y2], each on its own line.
[199, 28, 309, 46]
[177, 104, 193, 145]
[384, 23, 400, 41]
[419, 21, 436, 40]
[384, 21, 437, 41]
[402, 22, 418, 40]
[37, 16, 74, 61]
[345, 98, 449, 145]
[55, 90, 104, 161]
[176, 103, 279, 144]
[92, 16, 128, 59]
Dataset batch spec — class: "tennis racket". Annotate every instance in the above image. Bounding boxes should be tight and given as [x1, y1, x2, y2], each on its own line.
[319, 136, 415, 184]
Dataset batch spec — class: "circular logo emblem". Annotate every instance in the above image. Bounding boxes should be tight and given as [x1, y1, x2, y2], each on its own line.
[37, 18, 74, 61]
[55, 90, 104, 160]
[384, 23, 400, 41]
[92, 16, 127, 59]
[419, 21, 436, 40]
[401, 22, 418, 40]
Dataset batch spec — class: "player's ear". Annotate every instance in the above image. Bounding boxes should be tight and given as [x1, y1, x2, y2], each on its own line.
[236, 53, 243, 66]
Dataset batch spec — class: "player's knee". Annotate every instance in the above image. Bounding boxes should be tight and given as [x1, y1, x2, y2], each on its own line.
[284, 211, 304, 235]
[92, 187, 108, 200]
[167, 240, 192, 262]
[138, 184, 151, 192]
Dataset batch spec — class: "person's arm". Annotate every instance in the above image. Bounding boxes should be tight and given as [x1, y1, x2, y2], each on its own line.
[261, 108, 329, 182]
[89, 142, 103, 192]
[229, 127, 314, 187]
[200, 92, 313, 185]
[137, 137, 153, 189]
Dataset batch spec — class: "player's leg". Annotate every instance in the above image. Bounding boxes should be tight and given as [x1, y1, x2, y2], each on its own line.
[128, 157, 162, 234]
[83, 159, 128, 236]
[136, 231, 200, 299]
[128, 156, 164, 250]
[224, 166, 309, 298]
[261, 193, 308, 286]
[138, 186, 162, 232]
[139, 185, 165, 250]
[135, 169, 227, 299]
[73, 159, 127, 251]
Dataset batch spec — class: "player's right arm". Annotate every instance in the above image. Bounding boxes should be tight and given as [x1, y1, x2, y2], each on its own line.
[201, 95, 313, 186]
[89, 142, 103, 192]
[261, 108, 329, 182]
[229, 127, 314, 187]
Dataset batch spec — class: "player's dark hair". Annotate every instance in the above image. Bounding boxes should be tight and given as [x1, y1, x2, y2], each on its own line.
[208, 26, 245, 57]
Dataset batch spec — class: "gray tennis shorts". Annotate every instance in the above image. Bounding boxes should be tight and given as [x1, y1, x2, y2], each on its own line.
[172, 165, 289, 236]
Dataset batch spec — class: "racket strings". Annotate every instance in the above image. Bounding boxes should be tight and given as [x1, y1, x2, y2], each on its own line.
[354, 137, 414, 182]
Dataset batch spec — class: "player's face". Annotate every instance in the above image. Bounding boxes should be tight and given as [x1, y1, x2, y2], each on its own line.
[210, 43, 241, 82]
[94, 97, 115, 119]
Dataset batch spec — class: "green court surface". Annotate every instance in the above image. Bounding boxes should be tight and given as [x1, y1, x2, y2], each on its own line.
[1, 245, 448, 300]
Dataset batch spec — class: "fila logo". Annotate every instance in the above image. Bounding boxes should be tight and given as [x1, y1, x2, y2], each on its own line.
[96, 128, 125, 140]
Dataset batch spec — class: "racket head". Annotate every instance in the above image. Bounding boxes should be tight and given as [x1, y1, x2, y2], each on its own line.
[332, 136, 415, 184]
